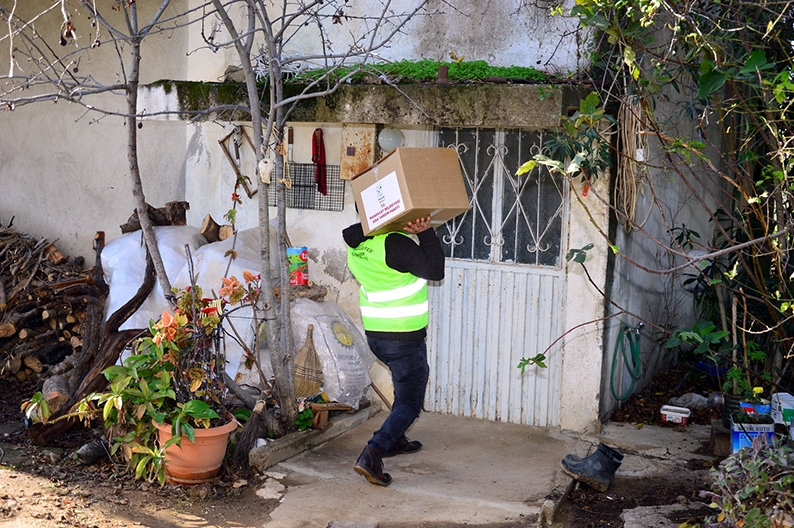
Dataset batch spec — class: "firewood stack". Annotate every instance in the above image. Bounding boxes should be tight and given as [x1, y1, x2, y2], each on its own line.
[0, 225, 98, 407]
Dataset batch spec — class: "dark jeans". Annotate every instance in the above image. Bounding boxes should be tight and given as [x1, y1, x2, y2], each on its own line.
[366, 336, 429, 453]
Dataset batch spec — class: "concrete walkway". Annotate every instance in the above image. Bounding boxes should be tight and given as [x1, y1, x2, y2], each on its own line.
[257, 410, 584, 528]
[252, 408, 718, 528]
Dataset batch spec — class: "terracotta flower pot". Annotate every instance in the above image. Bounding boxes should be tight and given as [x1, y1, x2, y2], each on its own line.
[155, 419, 238, 485]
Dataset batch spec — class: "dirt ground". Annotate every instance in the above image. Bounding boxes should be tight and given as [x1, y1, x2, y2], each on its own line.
[0, 380, 279, 528]
[553, 366, 723, 527]
[1, 365, 722, 528]
[555, 471, 714, 528]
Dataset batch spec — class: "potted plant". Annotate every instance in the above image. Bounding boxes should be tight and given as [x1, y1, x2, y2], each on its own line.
[728, 386, 776, 453]
[68, 272, 262, 485]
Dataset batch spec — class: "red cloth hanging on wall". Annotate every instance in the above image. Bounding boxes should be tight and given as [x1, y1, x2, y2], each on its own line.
[312, 128, 327, 196]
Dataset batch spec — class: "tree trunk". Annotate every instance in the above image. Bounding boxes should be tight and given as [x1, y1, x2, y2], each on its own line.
[30, 246, 154, 446]
[125, 10, 173, 305]
[210, 0, 298, 428]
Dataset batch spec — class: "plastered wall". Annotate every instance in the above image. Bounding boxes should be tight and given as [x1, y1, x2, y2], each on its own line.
[0, 0, 614, 431]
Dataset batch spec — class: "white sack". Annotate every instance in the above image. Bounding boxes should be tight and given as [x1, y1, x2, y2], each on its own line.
[101, 226, 207, 331]
[290, 298, 374, 409]
[172, 229, 274, 385]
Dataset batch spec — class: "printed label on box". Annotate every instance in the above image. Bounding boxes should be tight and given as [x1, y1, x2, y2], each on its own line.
[360, 171, 405, 230]
[730, 419, 775, 453]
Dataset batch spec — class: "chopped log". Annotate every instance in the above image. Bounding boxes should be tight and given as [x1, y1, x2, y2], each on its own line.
[218, 225, 234, 241]
[24, 356, 43, 373]
[119, 201, 190, 234]
[273, 282, 328, 302]
[1, 356, 22, 375]
[12, 334, 68, 364]
[48, 353, 78, 377]
[43, 243, 67, 265]
[70, 335, 83, 348]
[1, 304, 43, 329]
[201, 214, 234, 243]
[164, 200, 189, 226]
[201, 214, 222, 243]
[42, 308, 66, 321]
[42, 374, 72, 414]
[0, 323, 15, 337]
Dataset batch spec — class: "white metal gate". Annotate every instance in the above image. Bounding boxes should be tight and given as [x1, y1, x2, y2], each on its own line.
[426, 128, 568, 426]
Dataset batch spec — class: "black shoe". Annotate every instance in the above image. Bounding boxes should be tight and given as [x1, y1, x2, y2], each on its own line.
[354, 445, 392, 486]
[563, 443, 624, 465]
[560, 446, 623, 492]
[383, 436, 422, 458]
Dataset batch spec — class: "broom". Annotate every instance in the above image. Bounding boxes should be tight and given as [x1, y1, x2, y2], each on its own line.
[294, 324, 324, 398]
[232, 399, 267, 465]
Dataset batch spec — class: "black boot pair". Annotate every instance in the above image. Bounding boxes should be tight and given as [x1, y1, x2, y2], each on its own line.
[354, 436, 422, 486]
[560, 443, 623, 492]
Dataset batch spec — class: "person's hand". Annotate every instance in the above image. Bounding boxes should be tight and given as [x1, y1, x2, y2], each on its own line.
[404, 216, 432, 234]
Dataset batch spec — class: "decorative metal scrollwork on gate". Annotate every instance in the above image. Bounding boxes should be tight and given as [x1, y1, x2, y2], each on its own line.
[437, 128, 566, 268]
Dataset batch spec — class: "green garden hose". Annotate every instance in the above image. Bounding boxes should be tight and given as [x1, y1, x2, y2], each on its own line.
[610, 323, 643, 401]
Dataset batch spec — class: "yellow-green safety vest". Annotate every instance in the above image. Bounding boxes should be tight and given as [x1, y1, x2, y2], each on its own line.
[347, 233, 429, 332]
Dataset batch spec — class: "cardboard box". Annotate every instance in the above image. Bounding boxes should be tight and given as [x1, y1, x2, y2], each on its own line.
[730, 415, 775, 453]
[772, 392, 794, 425]
[351, 148, 471, 236]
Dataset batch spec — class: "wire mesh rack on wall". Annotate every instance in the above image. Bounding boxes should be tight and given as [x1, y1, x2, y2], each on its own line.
[267, 163, 345, 212]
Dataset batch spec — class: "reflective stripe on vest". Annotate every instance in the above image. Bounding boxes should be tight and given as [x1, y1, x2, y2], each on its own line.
[361, 278, 427, 303]
[347, 233, 429, 332]
[360, 300, 429, 320]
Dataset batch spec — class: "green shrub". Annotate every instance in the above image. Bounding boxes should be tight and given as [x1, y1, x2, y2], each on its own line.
[701, 437, 794, 527]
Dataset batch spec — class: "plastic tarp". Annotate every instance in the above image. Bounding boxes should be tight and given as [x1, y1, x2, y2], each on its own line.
[101, 226, 207, 331]
[102, 225, 371, 408]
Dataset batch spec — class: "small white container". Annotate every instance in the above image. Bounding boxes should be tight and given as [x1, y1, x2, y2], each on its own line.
[660, 405, 691, 425]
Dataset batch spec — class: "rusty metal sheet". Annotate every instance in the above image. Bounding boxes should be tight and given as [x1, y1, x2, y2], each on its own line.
[339, 124, 376, 180]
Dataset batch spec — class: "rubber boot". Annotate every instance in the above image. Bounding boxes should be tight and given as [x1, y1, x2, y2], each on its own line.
[560, 447, 622, 492]
[354, 445, 392, 486]
[563, 443, 623, 466]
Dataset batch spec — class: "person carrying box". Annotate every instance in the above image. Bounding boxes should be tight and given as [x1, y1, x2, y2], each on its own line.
[342, 215, 445, 486]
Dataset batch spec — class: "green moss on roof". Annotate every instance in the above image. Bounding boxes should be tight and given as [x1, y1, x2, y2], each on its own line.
[289, 59, 549, 85]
